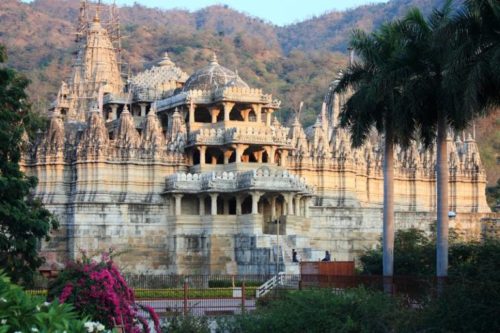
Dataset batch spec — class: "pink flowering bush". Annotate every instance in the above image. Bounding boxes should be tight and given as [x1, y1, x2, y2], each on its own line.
[48, 251, 160, 333]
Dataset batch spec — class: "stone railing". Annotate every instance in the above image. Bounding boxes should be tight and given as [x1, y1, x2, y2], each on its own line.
[165, 167, 313, 194]
[156, 87, 281, 112]
[187, 126, 292, 146]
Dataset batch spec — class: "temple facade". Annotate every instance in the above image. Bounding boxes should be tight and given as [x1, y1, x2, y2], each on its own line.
[22, 5, 491, 275]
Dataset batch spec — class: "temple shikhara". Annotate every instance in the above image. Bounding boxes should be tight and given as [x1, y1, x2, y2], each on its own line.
[23, 2, 491, 275]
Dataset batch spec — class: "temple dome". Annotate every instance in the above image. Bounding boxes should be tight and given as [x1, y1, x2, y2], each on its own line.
[130, 52, 188, 98]
[182, 54, 249, 92]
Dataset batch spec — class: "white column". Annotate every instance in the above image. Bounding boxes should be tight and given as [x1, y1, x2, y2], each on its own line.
[139, 103, 147, 117]
[294, 195, 301, 216]
[199, 146, 206, 165]
[109, 104, 118, 121]
[210, 193, 218, 216]
[251, 192, 261, 215]
[236, 195, 242, 215]
[270, 196, 277, 219]
[174, 194, 183, 216]
[304, 197, 310, 218]
[199, 195, 205, 216]
[287, 194, 294, 216]
[189, 102, 195, 123]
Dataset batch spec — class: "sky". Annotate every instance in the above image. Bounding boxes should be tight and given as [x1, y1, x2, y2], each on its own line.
[111, 0, 389, 26]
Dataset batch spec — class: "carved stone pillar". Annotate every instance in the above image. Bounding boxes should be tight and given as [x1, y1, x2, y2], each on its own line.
[304, 197, 310, 218]
[199, 195, 205, 216]
[256, 151, 263, 163]
[236, 195, 242, 215]
[294, 195, 302, 216]
[209, 107, 221, 123]
[266, 110, 273, 126]
[174, 194, 183, 216]
[223, 102, 235, 122]
[252, 104, 262, 123]
[270, 195, 277, 219]
[210, 193, 218, 216]
[234, 144, 248, 164]
[287, 194, 294, 216]
[251, 192, 261, 215]
[223, 149, 233, 164]
[189, 102, 195, 123]
[109, 104, 118, 121]
[270, 146, 276, 164]
[139, 103, 147, 117]
[198, 146, 207, 165]
[280, 150, 289, 167]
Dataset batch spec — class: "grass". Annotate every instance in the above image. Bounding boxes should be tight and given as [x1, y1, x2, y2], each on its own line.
[26, 287, 258, 299]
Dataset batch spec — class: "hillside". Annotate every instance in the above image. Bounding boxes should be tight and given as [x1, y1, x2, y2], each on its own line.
[0, 0, 497, 185]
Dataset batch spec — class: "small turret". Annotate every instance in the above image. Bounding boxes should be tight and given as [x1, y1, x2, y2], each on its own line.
[116, 105, 140, 148]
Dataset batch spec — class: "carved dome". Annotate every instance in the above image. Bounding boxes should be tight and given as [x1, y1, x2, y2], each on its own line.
[182, 54, 249, 92]
[131, 52, 188, 90]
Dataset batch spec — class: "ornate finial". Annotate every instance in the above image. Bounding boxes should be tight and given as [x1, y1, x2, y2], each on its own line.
[159, 52, 174, 67]
[210, 52, 218, 64]
[93, 6, 100, 23]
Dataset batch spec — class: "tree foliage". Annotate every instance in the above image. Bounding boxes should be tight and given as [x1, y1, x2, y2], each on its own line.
[0, 270, 95, 333]
[0, 44, 57, 285]
[221, 288, 409, 333]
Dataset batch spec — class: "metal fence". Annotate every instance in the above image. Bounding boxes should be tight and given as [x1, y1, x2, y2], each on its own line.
[28, 274, 439, 317]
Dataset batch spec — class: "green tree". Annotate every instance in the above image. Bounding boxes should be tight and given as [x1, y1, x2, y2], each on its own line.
[400, 0, 500, 279]
[0, 44, 57, 285]
[395, 1, 457, 280]
[335, 22, 414, 289]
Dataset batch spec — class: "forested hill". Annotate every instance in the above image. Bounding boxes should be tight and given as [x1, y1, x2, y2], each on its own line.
[0, 0, 497, 184]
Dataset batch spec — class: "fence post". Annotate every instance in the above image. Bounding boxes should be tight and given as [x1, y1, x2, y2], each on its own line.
[299, 279, 302, 291]
[183, 281, 188, 316]
[241, 281, 246, 313]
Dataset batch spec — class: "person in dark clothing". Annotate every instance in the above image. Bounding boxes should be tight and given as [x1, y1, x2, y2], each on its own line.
[292, 249, 299, 262]
[321, 251, 331, 262]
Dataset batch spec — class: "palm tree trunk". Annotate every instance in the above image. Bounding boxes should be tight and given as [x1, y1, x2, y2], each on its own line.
[436, 111, 449, 283]
[383, 127, 395, 293]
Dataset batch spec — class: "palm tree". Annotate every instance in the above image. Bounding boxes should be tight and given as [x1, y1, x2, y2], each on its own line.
[335, 22, 413, 291]
[447, 0, 500, 127]
[396, 0, 465, 280]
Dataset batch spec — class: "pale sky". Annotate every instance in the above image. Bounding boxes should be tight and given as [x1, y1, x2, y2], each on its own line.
[111, 0, 389, 26]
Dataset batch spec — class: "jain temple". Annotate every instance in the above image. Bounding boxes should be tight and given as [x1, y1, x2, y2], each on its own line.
[22, 4, 492, 275]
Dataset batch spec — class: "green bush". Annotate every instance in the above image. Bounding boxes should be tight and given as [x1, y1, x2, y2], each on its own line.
[161, 315, 211, 333]
[134, 287, 257, 299]
[415, 280, 500, 333]
[0, 271, 101, 333]
[220, 288, 411, 333]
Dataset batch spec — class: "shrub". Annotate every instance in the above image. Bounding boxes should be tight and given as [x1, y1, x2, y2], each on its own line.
[48, 252, 160, 333]
[221, 288, 410, 333]
[161, 315, 211, 333]
[0, 271, 102, 333]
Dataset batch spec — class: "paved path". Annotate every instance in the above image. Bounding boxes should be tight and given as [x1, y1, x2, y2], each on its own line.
[138, 298, 257, 316]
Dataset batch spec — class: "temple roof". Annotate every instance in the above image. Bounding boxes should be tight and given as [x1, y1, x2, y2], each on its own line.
[130, 52, 188, 92]
[182, 53, 249, 92]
